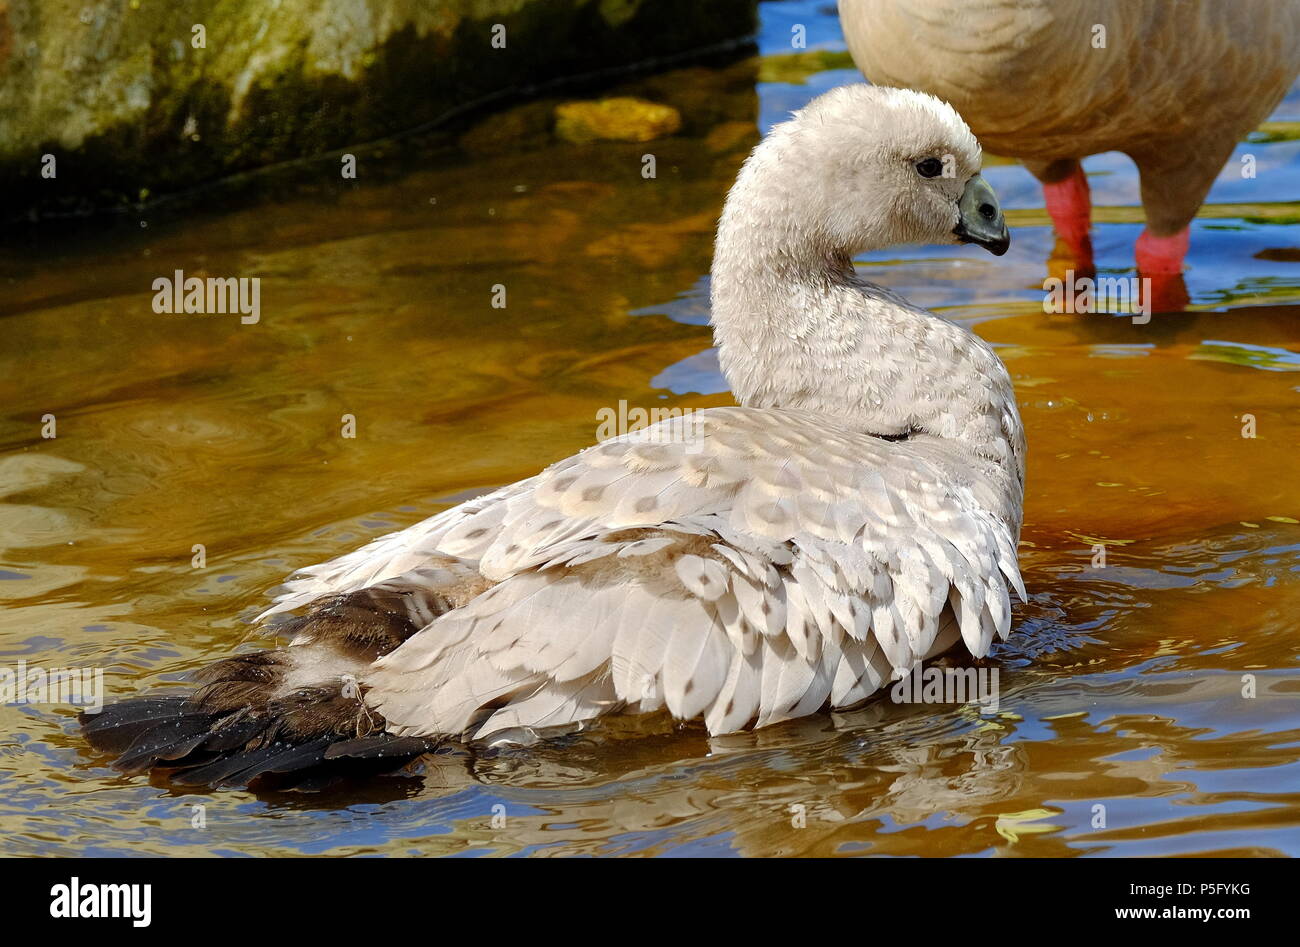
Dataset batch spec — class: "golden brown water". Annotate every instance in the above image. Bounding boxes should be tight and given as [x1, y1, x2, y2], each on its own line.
[2, 2, 1298, 856]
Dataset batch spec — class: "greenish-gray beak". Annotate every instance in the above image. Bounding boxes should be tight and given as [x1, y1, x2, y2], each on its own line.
[954, 175, 1010, 256]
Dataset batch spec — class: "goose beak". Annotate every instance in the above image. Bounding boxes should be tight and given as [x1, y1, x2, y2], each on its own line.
[954, 175, 1010, 256]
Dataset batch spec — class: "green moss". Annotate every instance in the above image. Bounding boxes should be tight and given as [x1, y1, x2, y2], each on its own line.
[757, 49, 856, 85]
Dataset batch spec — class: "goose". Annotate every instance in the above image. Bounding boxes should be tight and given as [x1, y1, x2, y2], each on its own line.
[81, 84, 1025, 790]
[840, 0, 1300, 291]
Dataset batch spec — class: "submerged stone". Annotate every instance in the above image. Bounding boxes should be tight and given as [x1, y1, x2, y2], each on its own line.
[554, 97, 683, 144]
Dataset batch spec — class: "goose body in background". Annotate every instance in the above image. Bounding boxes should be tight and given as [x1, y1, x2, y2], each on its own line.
[840, 0, 1300, 290]
[82, 85, 1025, 790]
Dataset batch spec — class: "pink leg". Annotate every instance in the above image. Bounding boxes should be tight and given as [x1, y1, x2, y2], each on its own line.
[1135, 227, 1191, 312]
[1041, 164, 1094, 268]
[1135, 226, 1190, 275]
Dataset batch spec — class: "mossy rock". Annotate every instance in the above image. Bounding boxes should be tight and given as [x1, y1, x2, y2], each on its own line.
[0, 0, 758, 220]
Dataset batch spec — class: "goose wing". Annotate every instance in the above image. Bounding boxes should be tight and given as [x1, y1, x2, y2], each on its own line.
[267, 406, 1024, 739]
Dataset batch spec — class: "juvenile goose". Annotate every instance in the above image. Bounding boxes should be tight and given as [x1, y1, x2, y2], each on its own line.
[841, 0, 1300, 288]
[82, 85, 1024, 789]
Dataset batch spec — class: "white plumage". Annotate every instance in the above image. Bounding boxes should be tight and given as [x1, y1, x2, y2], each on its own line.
[258, 85, 1027, 745]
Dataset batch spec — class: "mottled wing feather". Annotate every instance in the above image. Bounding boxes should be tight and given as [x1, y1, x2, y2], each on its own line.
[256, 479, 540, 622]
[350, 406, 1022, 740]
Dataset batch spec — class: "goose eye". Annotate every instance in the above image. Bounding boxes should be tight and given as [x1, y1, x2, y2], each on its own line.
[916, 157, 944, 178]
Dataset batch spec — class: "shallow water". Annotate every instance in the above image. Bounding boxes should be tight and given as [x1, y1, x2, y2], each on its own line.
[2, 1, 1298, 857]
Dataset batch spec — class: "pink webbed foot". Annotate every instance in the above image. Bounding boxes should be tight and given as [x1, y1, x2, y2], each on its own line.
[1042, 164, 1094, 271]
[1136, 227, 1191, 313]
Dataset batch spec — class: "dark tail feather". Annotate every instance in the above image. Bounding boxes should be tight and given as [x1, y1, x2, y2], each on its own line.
[79, 696, 198, 754]
[80, 689, 436, 791]
[80, 583, 452, 791]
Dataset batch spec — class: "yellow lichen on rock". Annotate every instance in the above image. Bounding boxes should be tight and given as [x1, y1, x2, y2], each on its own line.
[554, 97, 682, 143]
